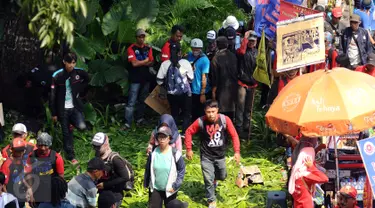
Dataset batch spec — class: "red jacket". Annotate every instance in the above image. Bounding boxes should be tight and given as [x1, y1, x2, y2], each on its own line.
[292, 165, 329, 208]
[161, 40, 171, 62]
[355, 65, 375, 77]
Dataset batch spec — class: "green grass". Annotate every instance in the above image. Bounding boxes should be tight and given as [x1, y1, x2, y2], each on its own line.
[2, 104, 287, 207]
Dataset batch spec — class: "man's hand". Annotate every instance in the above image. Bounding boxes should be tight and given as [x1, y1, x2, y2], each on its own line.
[200, 94, 206, 103]
[187, 150, 194, 160]
[96, 182, 104, 190]
[234, 153, 241, 165]
[52, 116, 58, 122]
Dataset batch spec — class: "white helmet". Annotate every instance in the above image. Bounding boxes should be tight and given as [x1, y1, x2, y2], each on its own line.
[191, 38, 203, 48]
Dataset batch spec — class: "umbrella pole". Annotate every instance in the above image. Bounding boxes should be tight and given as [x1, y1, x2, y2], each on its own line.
[334, 138, 340, 192]
[248, 88, 256, 140]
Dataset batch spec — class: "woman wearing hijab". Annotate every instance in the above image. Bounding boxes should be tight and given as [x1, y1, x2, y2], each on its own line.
[289, 147, 328, 208]
[146, 114, 182, 155]
[91, 133, 132, 208]
[156, 42, 194, 135]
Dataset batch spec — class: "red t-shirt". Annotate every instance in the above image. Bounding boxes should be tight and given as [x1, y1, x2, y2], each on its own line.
[161, 40, 171, 62]
[355, 65, 375, 77]
[0, 158, 22, 184]
[24, 150, 64, 176]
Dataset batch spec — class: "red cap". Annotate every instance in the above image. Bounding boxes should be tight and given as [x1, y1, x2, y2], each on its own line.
[339, 185, 357, 199]
[332, 7, 343, 18]
[11, 138, 26, 151]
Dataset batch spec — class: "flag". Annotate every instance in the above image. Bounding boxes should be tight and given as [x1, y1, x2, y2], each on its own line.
[253, 31, 271, 87]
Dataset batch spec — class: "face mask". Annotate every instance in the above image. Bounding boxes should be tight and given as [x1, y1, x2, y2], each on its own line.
[193, 50, 201, 57]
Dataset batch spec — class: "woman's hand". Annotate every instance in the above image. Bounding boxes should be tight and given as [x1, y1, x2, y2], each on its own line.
[305, 157, 313, 168]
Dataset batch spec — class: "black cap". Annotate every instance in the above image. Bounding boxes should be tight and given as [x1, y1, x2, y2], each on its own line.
[225, 27, 236, 40]
[216, 36, 229, 49]
[87, 157, 105, 171]
[98, 190, 117, 208]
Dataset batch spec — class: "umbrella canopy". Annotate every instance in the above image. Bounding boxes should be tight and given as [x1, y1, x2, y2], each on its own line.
[266, 68, 375, 137]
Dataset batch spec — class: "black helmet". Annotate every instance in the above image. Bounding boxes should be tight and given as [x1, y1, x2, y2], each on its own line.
[314, 5, 325, 12]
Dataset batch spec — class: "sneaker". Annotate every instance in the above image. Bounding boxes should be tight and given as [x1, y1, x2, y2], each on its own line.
[136, 118, 146, 126]
[121, 124, 131, 130]
[182, 202, 189, 208]
[208, 201, 217, 208]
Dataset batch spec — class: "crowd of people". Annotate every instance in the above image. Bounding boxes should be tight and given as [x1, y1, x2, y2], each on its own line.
[2, 1, 375, 206]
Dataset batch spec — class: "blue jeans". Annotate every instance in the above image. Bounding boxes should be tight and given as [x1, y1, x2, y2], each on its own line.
[60, 108, 86, 160]
[125, 82, 150, 126]
[201, 156, 227, 203]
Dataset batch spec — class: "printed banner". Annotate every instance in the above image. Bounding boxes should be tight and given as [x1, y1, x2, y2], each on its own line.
[279, 1, 319, 21]
[357, 137, 375, 198]
[144, 86, 171, 115]
[276, 13, 325, 72]
[255, 0, 280, 39]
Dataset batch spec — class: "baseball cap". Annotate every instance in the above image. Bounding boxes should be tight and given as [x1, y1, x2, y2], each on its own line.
[248, 30, 257, 41]
[207, 30, 216, 41]
[225, 27, 237, 40]
[12, 123, 27, 134]
[92, 132, 107, 147]
[87, 157, 105, 171]
[37, 132, 53, 147]
[11, 138, 26, 151]
[339, 185, 357, 199]
[332, 7, 343, 18]
[136, 29, 146, 37]
[98, 190, 117, 208]
[191, 38, 203, 48]
[157, 126, 172, 137]
[350, 14, 361, 22]
[367, 53, 375, 66]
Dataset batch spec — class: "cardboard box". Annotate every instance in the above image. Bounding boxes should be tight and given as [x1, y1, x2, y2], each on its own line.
[145, 86, 171, 115]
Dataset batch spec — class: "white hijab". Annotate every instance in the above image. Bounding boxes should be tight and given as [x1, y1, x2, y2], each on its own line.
[288, 147, 315, 195]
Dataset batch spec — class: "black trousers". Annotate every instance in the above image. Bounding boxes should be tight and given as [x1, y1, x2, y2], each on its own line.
[150, 190, 184, 208]
[167, 94, 192, 134]
[191, 92, 212, 121]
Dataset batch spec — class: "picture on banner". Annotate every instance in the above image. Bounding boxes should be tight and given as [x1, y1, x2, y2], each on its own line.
[357, 136, 375, 197]
[276, 14, 325, 72]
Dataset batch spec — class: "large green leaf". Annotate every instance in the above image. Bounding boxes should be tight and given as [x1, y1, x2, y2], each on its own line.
[87, 20, 106, 54]
[75, 0, 100, 33]
[87, 59, 111, 73]
[130, 0, 159, 22]
[89, 72, 106, 86]
[172, 0, 214, 16]
[72, 36, 96, 60]
[76, 57, 88, 70]
[101, 1, 129, 35]
[117, 20, 136, 43]
[84, 102, 97, 125]
[104, 65, 126, 83]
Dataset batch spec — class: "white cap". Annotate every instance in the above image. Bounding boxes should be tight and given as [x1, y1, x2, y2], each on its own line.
[12, 123, 27, 134]
[207, 30, 216, 40]
[191, 38, 203, 48]
[222, 15, 239, 30]
[92, 132, 106, 146]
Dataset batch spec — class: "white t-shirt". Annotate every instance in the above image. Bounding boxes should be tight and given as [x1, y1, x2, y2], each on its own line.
[65, 78, 74, 109]
[348, 35, 360, 66]
[156, 59, 194, 86]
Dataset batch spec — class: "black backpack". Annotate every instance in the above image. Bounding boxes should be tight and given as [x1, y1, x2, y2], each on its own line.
[107, 152, 135, 191]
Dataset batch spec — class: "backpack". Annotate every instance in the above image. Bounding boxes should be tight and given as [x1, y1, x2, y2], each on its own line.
[165, 63, 188, 95]
[107, 152, 135, 191]
[198, 114, 227, 130]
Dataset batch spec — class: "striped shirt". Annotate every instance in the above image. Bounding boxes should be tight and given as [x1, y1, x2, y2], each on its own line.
[66, 173, 97, 208]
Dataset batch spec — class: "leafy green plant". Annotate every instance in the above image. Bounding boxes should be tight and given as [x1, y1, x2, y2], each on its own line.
[22, 0, 88, 48]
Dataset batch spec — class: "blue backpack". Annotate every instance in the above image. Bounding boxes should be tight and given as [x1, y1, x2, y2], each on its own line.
[166, 64, 189, 95]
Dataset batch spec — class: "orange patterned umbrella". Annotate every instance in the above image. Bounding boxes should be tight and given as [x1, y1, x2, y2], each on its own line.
[266, 68, 375, 137]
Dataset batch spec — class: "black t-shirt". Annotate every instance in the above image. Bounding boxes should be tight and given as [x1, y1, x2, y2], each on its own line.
[199, 118, 228, 160]
[127, 44, 153, 83]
